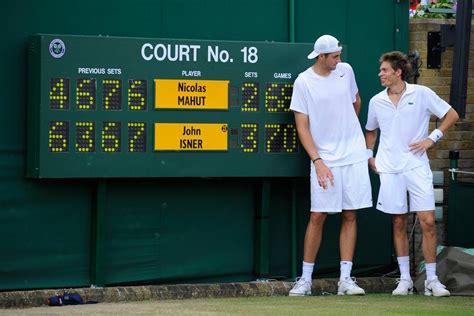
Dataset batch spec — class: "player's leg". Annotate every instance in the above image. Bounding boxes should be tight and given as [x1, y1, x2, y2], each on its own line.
[417, 211, 436, 263]
[303, 212, 327, 263]
[407, 164, 449, 297]
[392, 214, 409, 258]
[377, 171, 413, 295]
[339, 210, 356, 263]
[417, 211, 448, 296]
[337, 210, 365, 295]
[391, 214, 414, 295]
[339, 160, 372, 266]
[337, 161, 371, 295]
[289, 212, 327, 296]
[289, 165, 341, 296]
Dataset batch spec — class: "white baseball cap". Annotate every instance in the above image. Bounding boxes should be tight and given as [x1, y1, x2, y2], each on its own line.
[307, 35, 342, 59]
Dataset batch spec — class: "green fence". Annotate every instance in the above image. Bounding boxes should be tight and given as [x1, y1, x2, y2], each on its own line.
[0, 0, 408, 290]
[447, 152, 474, 248]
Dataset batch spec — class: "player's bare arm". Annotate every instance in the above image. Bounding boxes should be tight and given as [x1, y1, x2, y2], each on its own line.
[353, 93, 361, 116]
[409, 108, 459, 155]
[365, 129, 378, 173]
[294, 111, 334, 190]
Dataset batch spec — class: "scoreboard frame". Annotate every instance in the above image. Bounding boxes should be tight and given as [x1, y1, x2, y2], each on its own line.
[27, 34, 316, 178]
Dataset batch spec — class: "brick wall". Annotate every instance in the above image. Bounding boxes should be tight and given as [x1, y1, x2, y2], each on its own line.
[408, 19, 474, 273]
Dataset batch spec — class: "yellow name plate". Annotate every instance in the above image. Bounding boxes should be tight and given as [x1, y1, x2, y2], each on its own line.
[154, 123, 228, 151]
[155, 79, 229, 110]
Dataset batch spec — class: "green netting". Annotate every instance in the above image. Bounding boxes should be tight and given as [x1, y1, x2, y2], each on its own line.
[448, 179, 474, 248]
[0, 0, 406, 290]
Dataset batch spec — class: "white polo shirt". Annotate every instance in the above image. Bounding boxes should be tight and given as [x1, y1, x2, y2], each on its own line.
[290, 63, 367, 167]
[366, 83, 451, 173]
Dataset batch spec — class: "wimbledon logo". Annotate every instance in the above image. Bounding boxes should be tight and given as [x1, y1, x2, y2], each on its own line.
[49, 39, 66, 58]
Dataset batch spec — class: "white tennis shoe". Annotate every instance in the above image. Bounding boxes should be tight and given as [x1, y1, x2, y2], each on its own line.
[424, 276, 450, 297]
[289, 277, 312, 296]
[337, 277, 365, 295]
[392, 277, 414, 295]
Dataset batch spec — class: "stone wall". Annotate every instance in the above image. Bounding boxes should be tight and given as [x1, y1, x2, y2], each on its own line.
[408, 19, 474, 273]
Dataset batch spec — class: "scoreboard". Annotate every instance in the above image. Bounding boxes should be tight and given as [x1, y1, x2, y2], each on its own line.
[27, 34, 314, 178]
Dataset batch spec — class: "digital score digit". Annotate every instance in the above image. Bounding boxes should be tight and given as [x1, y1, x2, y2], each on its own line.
[101, 122, 121, 153]
[103, 79, 122, 110]
[48, 121, 69, 153]
[128, 80, 147, 111]
[241, 123, 258, 153]
[241, 82, 259, 112]
[76, 78, 96, 110]
[265, 83, 293, 112]
[50, 78, 69, 109]
[128, 122, 146, 152]
[265, 123, 298, 153]
[76, 121, 95, 152]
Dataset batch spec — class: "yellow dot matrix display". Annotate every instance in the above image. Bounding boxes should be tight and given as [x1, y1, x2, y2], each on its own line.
[50, 78, 69, 109]
[240, 123, 258, 153]
[76, 78, 96, 110]
[128, 80, 147, 111]
[103, 79, 122, 110]
[264, 123, 297, 153]
[48, 121, 69, 152]
[101, 122, 121, 153]
[128, 122, 146, 152]
[265, 83, 293, 113]
[75, 121, 95, 152]
[241, 82, 259, 112]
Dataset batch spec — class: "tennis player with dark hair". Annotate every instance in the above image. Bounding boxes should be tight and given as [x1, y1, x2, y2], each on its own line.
[365, 51, 459, 296]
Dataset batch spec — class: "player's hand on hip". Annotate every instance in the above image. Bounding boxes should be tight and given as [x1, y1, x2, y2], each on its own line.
[314, 160, 334, 190]
[409, 138, 434, 155]
[368, 157, 378, 174]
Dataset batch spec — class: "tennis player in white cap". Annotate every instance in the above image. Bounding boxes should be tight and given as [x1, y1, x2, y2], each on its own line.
[289, 35, 372, 296]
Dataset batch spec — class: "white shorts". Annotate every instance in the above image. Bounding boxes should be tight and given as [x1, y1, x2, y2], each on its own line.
[310, 160, 372, 213]
[377, 164, 435, 214]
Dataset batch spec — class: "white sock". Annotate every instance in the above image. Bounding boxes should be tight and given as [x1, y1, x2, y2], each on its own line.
[302, 261, 314, 282]
[425, 263, 437, 281]
[340, 261, 353, 281]
[397, 256, 411, 280]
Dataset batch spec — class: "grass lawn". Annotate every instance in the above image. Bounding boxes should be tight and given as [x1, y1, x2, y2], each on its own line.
[2, 294, 474, 315]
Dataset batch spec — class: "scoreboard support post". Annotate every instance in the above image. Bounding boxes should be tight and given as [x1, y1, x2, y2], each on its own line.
[291, 179, 298, 279]
[90, 180, 106, 287]
[254, 180, 270, 277]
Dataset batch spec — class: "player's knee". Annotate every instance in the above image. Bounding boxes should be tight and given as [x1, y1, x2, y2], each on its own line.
[309, 212, 327, 227]
[341, 210, 356, 223]
[419, 215, 435, 233]
[392, 215, 407, 232]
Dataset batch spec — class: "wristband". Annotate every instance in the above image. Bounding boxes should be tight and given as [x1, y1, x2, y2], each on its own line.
[367, 148, 374, 158]
[312, 157, 322, 164]
[428, 129, 443, 143]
